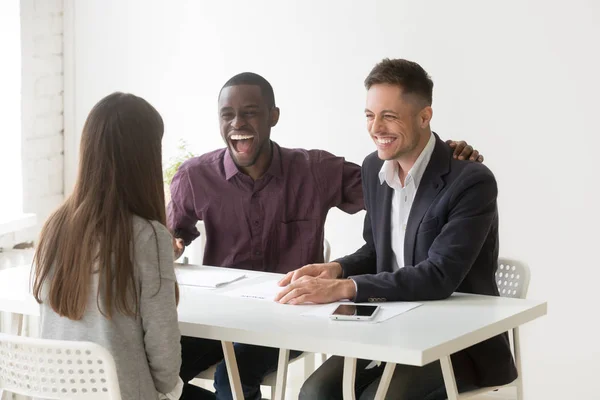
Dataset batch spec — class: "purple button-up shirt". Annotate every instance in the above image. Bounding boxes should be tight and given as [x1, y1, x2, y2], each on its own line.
[167, 142, 364, 273]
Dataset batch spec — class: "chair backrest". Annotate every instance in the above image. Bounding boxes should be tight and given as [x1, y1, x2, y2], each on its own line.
[0, 333, 121, 400]
[197, 221, 207, 255]
[182, 221, 206, 265]
[323, 239, 331, 263]
[496, 258, 531, 299]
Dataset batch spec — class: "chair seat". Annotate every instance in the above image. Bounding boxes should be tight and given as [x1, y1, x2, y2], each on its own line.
[195, 352, 310, 386]
[196, 364, 218, 380]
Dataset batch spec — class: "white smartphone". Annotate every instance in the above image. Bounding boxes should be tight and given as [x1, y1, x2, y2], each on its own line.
[329, 304, 381, 321]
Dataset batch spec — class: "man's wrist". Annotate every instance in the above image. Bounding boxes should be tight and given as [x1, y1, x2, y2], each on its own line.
[339, 278, 357, 300]
[330, 262, 343, 279]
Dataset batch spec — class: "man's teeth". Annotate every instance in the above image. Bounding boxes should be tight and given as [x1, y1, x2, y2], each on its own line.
[230, 134, 254, 140]
[377, 137, 395, 144]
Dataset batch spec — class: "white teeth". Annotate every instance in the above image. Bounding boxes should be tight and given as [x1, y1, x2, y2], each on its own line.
[377, 137, 395, 144]
[230, 134, 254, 140]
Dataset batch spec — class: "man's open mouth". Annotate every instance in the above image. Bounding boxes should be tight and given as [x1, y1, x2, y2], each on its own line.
[229, 134, 255, 154]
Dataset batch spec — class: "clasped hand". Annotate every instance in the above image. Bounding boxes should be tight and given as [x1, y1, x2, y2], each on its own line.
[274, 262, 356, 305]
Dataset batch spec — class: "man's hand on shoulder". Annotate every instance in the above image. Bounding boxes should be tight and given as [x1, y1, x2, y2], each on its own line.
[446, 139, 484, 162]
[277, 262, 343, 286]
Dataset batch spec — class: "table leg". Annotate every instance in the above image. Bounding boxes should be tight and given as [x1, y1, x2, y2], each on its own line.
[373, 362, 396, 400]
[221, 341, 244, 400]
[513, 327, 524, 400]
[440, 356, 460, 400]
[273, 348, 290, 400]
[343, 357, 357, 400]
[303, 352, 316, 380]
[10, 313, 23, 336]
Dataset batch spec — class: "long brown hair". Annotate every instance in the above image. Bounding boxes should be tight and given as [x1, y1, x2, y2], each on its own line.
[33, 92, 174, 320]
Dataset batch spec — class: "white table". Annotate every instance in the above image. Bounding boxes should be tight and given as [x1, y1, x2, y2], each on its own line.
[0, 264, 547, 400]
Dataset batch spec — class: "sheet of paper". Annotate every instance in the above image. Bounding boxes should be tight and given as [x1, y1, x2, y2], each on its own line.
[301, 302, 422, 323]
[221, 279, 283, 300]
[175, 267, 246, 288]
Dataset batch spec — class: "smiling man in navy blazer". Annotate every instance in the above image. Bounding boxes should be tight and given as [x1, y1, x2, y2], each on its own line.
[276, 58, 517, 399]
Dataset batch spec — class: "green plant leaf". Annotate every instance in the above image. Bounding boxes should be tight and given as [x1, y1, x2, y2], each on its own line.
[164, 139, 196, 186]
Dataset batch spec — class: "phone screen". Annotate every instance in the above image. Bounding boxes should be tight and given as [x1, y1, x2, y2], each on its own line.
[332, 304, 379, 317]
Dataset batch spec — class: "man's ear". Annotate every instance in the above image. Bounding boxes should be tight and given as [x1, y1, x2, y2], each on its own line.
[270, 107, 280, 127]
[419, 106, 433, 129]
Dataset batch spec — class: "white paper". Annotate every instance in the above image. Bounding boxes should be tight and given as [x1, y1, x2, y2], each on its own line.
[175, 267, 246, 288]
[221, 279, 284, 300]
[301, 302, 422, 323]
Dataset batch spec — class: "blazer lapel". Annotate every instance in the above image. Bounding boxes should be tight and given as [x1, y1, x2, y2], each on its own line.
[404, 135, 450, 266]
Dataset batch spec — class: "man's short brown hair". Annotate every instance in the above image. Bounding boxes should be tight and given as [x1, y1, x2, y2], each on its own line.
[364, 59, 433, 106]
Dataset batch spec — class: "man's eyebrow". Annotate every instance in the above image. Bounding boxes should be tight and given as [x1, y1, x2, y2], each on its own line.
[364, 109, 399, 115]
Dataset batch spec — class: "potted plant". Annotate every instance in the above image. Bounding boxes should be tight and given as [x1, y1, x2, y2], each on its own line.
[164, 139, 196, 203]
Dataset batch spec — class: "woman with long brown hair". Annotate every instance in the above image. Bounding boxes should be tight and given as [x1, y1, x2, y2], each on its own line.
[33, 92, 182, 399]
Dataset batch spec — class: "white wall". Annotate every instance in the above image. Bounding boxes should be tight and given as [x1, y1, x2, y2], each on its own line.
[0, 0, 64, 249]
[0, 1, 23, 224]
[66, 1, 600, 398]
[22, 0, 65, 233]
[0, 0, 64, 382]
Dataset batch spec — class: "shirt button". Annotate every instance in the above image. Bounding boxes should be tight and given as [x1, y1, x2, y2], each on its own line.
[254, 220, 259, 225]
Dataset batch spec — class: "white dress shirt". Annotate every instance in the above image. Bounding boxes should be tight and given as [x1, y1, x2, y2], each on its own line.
[378, 133, 436, 270]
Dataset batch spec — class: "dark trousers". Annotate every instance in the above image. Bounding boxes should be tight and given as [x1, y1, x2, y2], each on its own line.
[299, 353, 478, 400]
[179, 336, 302, 400]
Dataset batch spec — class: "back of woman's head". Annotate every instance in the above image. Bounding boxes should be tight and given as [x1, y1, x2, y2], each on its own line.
[33, 92, 167, 320]
[76, 92, 165, 220]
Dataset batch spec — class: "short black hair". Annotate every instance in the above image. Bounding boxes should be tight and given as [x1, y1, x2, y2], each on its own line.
[364, 59, 433, 106]
[220, 72, 276, 108]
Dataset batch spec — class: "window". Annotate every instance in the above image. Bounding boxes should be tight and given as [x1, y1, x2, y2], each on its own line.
[0, 1, 23, 223]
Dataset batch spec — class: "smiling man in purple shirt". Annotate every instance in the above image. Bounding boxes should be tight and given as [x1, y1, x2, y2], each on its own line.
[168, 72, 483, 400]
[169, 81, 364, 273]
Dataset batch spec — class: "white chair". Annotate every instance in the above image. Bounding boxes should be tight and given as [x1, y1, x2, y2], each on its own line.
[181, 221, 206, 265]
[0, 333, 121, 400]
[446, 257, 531, 400]
[195, 350, 314, 399]
[323, 239, 331, 266]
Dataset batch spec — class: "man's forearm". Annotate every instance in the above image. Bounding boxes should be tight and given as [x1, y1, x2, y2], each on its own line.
[335, 245, 377, 278]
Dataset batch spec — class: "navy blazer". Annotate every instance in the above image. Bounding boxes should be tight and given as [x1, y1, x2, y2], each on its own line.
[336, 133, 517, 387]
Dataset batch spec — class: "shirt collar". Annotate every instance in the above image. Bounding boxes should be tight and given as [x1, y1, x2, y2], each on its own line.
[223, 141, 283, 181]
[223, 148, 239, 180]
[378, 132, 435, 188]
